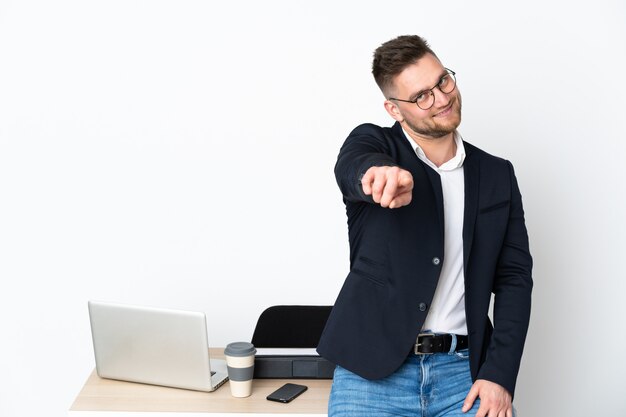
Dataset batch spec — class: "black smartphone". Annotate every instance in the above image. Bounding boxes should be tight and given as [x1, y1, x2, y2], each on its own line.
[266, 383, 308, 403]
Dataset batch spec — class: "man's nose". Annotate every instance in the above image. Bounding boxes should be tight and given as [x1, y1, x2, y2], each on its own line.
[432, 87, 451, 108]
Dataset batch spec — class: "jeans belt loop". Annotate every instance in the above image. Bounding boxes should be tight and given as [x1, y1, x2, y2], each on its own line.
[449, 333, 458, 353]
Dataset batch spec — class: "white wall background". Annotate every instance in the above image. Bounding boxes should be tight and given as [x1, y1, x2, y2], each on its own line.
[1, 0, 624, 415]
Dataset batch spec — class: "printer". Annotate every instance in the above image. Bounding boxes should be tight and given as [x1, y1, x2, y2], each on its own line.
[251, 305, 335, 379]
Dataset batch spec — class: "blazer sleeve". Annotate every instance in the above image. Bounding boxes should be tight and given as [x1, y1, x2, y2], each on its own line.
[477, 160, 533, 397]
[334, 124, 398, 203]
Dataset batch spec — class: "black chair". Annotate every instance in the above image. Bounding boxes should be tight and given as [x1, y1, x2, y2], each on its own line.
[251, 305, 333, 348]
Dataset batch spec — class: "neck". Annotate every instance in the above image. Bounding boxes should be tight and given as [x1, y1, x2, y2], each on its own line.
[406, 130, 457, 167]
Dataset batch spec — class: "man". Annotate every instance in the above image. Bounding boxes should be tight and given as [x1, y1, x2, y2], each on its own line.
[317, 35, 533, 417]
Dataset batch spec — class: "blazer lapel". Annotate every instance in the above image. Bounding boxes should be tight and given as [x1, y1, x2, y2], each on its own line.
[462, 143, 480, 273]
[391, 123, 445, 238]
[422, 163, 444, 236]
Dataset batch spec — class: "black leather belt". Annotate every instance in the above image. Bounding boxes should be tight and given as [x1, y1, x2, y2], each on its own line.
[414, 333, 469, 355]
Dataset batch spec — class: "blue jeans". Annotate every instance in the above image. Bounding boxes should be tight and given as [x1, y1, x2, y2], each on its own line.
[329, 343, 516, 416]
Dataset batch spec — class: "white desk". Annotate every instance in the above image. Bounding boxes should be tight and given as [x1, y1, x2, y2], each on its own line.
[69, 348, 331, 416]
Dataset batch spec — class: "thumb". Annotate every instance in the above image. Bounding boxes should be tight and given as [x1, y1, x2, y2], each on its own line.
[398, 170, 413, 189]
[360, 170, 374, 195]
[462, 384, 479, 413]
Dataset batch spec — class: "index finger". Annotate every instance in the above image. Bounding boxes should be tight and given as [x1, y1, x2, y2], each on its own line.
[379, 173, 398, 208]
[462, 384, 479, 413]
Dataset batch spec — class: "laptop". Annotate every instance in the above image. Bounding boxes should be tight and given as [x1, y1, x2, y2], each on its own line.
[88, 300, 228, 392]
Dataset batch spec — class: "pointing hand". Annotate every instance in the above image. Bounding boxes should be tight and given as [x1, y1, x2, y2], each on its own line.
[361, 166, 414, 209]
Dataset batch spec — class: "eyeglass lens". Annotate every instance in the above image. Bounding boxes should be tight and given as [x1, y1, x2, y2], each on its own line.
[416, 72, 456, 110]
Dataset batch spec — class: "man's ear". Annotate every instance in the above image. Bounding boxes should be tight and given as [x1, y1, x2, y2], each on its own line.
[384, 100, 403, 123]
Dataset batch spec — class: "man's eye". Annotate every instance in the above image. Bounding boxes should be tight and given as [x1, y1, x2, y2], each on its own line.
[439, 75, 449, 87]
[415, 93, 428, 103]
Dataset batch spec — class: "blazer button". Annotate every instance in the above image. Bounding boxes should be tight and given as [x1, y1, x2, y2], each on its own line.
[419, 302, 427, 312]
[432, 257, 441, 266]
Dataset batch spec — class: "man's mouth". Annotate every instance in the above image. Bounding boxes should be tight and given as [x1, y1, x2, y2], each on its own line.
[434, 102, 453, 117]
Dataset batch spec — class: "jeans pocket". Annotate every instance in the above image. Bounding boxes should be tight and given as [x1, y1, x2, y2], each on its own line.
[454, 348, 470, 359]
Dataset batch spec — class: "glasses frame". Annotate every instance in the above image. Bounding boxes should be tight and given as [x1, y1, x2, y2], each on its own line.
[388, 68, 457, 110]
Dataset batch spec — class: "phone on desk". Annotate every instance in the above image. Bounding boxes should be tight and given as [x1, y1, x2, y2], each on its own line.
[266, 383, 308, 403]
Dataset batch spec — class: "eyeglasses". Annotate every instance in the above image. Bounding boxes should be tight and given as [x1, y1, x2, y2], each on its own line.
[388, 69, 457, 110]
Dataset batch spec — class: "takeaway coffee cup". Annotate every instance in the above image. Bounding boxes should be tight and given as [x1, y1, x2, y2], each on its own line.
[224, 342, 257, 397]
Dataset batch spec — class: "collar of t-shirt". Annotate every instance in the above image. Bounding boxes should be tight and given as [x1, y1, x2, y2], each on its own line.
[401, 129, 466, 171]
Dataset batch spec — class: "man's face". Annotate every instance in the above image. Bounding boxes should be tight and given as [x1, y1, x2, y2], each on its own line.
[385, 53, 462, 140]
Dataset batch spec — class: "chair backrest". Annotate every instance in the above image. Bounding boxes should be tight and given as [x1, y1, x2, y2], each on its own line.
[251, 305, 333, 348]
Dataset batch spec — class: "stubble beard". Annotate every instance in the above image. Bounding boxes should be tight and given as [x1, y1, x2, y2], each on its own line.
[405, 95, 462, 140]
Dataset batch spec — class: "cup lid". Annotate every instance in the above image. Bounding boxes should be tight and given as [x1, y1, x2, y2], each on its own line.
[224, 341, 256, 357]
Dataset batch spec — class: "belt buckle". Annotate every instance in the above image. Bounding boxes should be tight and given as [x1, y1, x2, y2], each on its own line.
[414, 333, 435, 355]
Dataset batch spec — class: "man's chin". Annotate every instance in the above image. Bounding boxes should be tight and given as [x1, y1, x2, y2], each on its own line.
[408, 123, 459, 140]
[432, 114, 461, 137]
